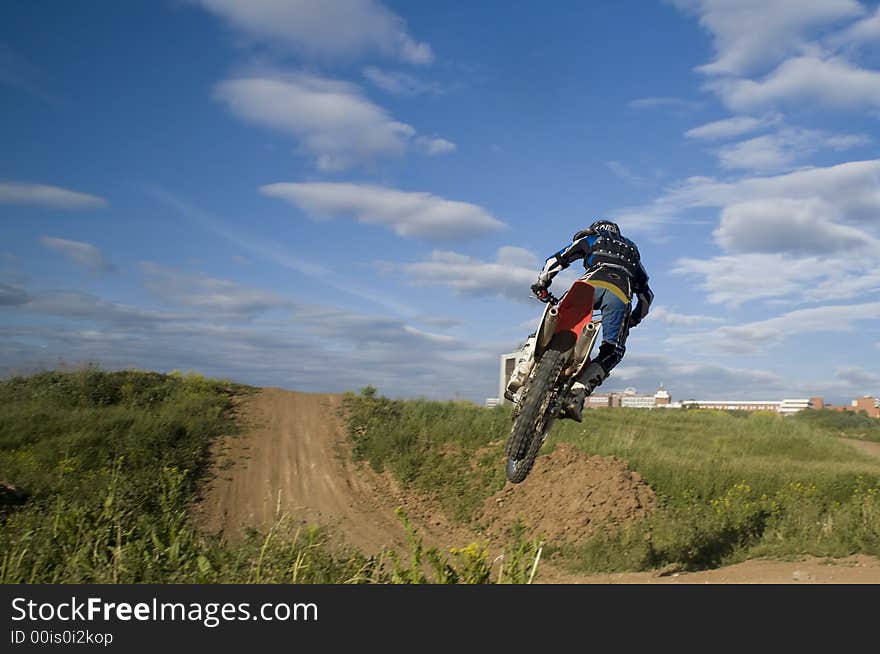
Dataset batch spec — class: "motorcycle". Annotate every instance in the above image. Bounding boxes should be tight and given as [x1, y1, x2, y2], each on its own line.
[504, 279, 602, 483]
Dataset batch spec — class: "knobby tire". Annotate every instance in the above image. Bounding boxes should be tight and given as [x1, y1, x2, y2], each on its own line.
[505, 348, 563, 483]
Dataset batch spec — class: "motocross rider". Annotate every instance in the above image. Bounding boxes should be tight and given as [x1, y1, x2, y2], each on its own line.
[505, 219, 653, 422]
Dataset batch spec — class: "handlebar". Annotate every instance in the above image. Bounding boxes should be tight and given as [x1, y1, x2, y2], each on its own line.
[534, 290, 559, 305]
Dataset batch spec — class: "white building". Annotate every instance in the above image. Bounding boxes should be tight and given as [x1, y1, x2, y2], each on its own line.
[499, 351, 520, 404]
[778, 398, 812, 415]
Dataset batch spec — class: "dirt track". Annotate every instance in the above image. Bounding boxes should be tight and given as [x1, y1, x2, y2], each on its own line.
[196, 388, 880, 583]
[196, 388, 412, 554]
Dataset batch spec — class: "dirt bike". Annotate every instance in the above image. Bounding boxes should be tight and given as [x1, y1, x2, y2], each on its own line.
[504, 279, 602, 484]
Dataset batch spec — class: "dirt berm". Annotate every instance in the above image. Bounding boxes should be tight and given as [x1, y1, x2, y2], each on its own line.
[195, 388, 880, 583]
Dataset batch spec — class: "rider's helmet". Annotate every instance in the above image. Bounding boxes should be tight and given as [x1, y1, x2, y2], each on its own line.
[572, 219, 621, 241]
[589, 219, 621, 236]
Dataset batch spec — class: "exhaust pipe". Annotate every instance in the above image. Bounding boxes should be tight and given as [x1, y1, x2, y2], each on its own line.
[537, 306, 559, 350]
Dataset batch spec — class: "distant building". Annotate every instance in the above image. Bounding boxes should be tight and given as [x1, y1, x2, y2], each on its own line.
[588, 385, 671, 410]
[778, 399, 813, 415]
[680, 400, 782, 412]
[495, 352, 877, 417]
[654, 384, 671, 406]
[498, 351, 519, 405]
[485, 397, 501, 408]
[852, 396, 880, 418]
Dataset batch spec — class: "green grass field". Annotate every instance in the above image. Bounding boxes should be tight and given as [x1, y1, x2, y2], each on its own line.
[0, 370, 538, 584]
[4, 371, 878, 582]
[344, 389, 880, 573]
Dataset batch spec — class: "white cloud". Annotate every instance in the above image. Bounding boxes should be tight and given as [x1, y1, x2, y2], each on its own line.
[414, 136, 456, 155]
[614, 159, 880, 232]
[712, 55, 880, 112]
[828, 5, 880, 47]
[716, 127, 870, 173]
[670, 301, 880, 354]
[648, 306, 724, 327]
[1, 276, 511, 401]
[140, 262, 292, 319]
[674, 249, 880, 307]
[835, 365, 880, 387]
[673, 253, 819, 306]
[362, 66, 441, 95]
[39, 236, 117, 273]
[214, 73, 417, 171]
[627, 96, 702, 111]
[713, 197, 880, 254]
[412, 315, 462, 329]
[259, 182, 505, 241]
[611, 352, 789, 400]
[0, 181, 107, 210]
[192, 0, 433, 64]
[684, 115, 778, 140]
[395, 247, 539, 302]
[671, 0, 864, 76]
[19, 290, 179, 326]
[606, 161, 653, 185]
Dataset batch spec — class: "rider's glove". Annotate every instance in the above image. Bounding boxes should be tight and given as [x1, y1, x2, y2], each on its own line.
[531, 282, 550, 302]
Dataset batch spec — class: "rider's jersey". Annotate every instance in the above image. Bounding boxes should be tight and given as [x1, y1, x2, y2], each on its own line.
[539, 230, 654, 325]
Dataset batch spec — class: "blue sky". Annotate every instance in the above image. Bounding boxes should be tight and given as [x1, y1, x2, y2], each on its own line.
[2, 0, 879, 404]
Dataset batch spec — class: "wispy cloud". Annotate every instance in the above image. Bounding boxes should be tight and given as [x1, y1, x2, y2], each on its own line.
[671, 0, 864, 76]
[0, 283, 29, 307]
[147, 187, 420, 317]
[259, 181, 505, 240]
[711, 55, 880, 112]
[0, 181, 107, 210]
[610, 351, 789, 400]
[191, 0, 433, 64]
[606, 161, 655, 186]
[414, 136, 456, 155]
[613, 159, 880, 232]
[39, 237, 117, 273]
[716, 127, 870, 173]
[835, 365, 880, 387]
[648, 306, 724, 327]
[140, 262, 292, 320]
[627, 96, 702, 112]
[666, 301, 880, 354]
[684, 114, 779, 140]
[214, 73, 416, 171]
[363, 66, 442, 95]
[391, 246, 539, 302]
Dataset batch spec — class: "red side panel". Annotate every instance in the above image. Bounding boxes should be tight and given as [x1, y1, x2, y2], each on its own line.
[554, 281, 594, 342]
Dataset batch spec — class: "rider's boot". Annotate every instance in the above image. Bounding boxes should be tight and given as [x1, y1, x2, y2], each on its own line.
[504, 334, 536, 401]
[562, 362, 607, 422]
[562, 383, 587, 422]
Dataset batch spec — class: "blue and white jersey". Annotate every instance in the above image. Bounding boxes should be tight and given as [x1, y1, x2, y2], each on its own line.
[538, 229, 654, 324]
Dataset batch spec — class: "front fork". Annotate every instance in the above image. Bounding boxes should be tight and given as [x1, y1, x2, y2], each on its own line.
[511, 317, 602, 419]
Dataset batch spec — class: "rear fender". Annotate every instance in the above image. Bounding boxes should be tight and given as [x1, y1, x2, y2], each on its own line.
[548, 280, 594, 357]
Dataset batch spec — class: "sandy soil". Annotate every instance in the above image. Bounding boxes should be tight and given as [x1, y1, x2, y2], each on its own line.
[473, 443, 656, 545]
[540, 555, 880, 584]
[196, 388, 880, 583]
[194, 388, 412, 554]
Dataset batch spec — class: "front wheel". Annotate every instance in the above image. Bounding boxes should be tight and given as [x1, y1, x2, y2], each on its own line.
[504, 349, 564, 483]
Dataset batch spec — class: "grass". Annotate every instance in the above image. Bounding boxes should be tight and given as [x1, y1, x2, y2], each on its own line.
[0, 369, 541, 584]
[341, 389, 880, 574]
[6, 371, 878, 581]
[343, 385, 510, 521]
[789, 408, 880, 442]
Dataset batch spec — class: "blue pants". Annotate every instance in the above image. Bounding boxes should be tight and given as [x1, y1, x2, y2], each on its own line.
[591, 285, 631, 373]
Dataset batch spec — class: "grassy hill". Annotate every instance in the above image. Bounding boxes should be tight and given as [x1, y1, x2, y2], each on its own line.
[344, 389, 880, 572]
[3, 370, 879, 582]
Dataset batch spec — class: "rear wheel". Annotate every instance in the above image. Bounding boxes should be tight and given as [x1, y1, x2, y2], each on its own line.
[505, 349, 564, 483]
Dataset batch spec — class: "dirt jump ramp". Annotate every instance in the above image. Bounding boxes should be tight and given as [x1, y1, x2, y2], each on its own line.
[196, 388, 411, 554]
